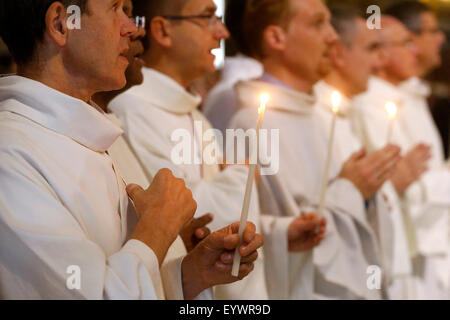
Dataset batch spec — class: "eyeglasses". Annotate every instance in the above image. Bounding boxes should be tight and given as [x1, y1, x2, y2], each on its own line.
[133, 16, 146, 28]
[162, 14, 223, 28]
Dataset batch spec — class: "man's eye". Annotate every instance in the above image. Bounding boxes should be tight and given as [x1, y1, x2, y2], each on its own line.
[113, 1, 121, 11]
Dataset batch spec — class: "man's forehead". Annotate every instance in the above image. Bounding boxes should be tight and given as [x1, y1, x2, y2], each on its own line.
[182, 0, 217, 13]
[294, 0, 330, 20]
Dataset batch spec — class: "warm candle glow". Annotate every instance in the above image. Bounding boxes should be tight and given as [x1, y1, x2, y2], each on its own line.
[385, 102, 397, 119]
[259, 93, 269, 114]
[331, 91, 341, 114]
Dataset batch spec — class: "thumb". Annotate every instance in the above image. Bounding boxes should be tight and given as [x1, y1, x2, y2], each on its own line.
[126, 184, 145, 202]
[346, 149, 366, 166]
[351, 148, 366, 161]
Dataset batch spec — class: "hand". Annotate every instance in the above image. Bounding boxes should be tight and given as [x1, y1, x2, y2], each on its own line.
[220, 158, 260, 185]
[288, 213, 326, 252]
[180, 213, 213, 253]
[391, 144, 431, 195]
[339, 145, 401, 200]
[181, 222, 264, 300]
[127, 169, 197, 266]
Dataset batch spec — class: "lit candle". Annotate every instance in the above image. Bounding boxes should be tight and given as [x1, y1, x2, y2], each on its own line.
[232, 93, 269, 277]
[385, 101, 398, 143]
[317, 91, 341, 221]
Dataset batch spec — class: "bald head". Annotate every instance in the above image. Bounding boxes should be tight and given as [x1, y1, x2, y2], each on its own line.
[376, 15, 418, 85]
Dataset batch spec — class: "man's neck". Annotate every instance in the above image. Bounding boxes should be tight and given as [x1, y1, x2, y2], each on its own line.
[262, 59, 314, 94]
[374, 70, 403, 87]
[143, 51, 193, 90]
[18, 58, 95, 103]
[324, 72, 356, 99]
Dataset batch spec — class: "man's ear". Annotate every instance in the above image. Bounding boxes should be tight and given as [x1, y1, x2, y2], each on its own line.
[330, 42, 346, 69]
[263, 25, 287, 54]
[45, 2, 70, 47]
[150, 17, 172, 48]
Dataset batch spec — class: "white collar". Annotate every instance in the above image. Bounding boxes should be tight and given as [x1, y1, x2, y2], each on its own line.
[354, 76, 406, 111]
[221, 55, 264, 84]
[0, 75, 123, 152]
[235, 79, 316, 115]
[399, 77, 431, 98]
[313, 81, 353, 117]
[126, 67, 202, 115]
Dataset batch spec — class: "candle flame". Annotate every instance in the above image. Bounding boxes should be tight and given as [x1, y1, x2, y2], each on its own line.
[259, 93, 269, 114]
[385, 102, 397, 119]
[331, 91, 341, 114]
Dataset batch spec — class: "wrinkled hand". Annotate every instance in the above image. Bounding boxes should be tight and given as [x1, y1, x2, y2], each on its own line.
[288, 213, 326, 252]
[391, 144, 430, 195]
[128, 169, 197, 266]
[339, 145, 401, 200]
[181, 222, 263, 300]
[180, 213, 213, 253]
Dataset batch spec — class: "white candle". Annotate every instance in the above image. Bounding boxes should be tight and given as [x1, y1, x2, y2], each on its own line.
[317, 91, 341, 221]
[232, 93, 269, 277]
[385, 101, 398, 143]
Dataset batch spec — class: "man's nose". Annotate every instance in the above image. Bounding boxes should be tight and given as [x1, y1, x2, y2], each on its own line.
[121, 15, 138, 37]
[214, 20, 230, 40]
[326, 24, 339, 44]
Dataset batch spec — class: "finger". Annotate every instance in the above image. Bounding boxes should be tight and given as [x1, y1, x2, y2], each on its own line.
[154, 168, 174, 182]
[369, 146, 401, 172]
[242, 222, 257, 243]
[206, 226, 237, 251]
[126, 184, 145, 201]
[215, 261, 254, 277]
[375, 154, 402, 181]
[223, 233, 240, 250]
[240, 233, 264, 256]
[191, 213, 214, 229]
[236, 263, 255, 280]
[219, 251, 259, 265]
[195, 227, 211, 240]
[239, 251, 259, 264]
[349, 148, 367, 162]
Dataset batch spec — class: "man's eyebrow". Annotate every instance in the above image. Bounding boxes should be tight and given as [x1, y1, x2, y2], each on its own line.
[201, 5, 217, 13]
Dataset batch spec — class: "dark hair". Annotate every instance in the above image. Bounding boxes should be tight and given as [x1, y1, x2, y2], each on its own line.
[133, 0, 187, 51]
[243, 0, 292, 59]
[0, 0, 87, 66]
[329, 6, 363, 48]
[385, 1, 432, 34]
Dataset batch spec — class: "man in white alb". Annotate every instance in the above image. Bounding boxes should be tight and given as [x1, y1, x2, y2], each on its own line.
[0, 0, 263, 299]
[353, 14, 450, 299]
[230, 0, 401, 300]
[109, 0, 326, 300]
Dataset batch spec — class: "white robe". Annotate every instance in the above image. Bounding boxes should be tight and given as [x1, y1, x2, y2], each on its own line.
[105, 113, 210, 300]
[203, 55, 263, 136]
[353, 76, 450, 299]
[314, 81, 413, 299]
[230, 79, 383, 300]
[0, 75, 188, 300]
[109, 67, 269, 300]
